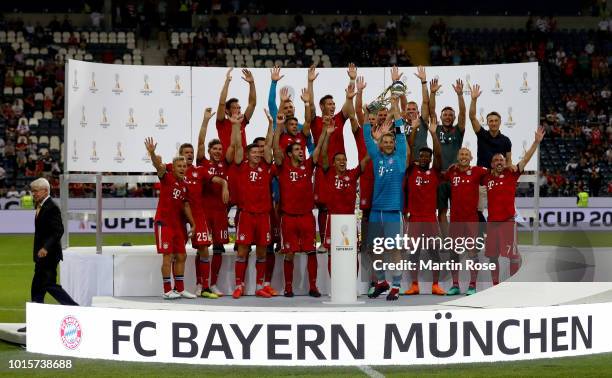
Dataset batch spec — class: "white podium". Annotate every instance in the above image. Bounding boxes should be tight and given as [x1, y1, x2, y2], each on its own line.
[324, 214, 364, 304]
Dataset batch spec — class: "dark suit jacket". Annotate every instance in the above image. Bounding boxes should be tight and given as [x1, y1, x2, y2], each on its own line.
[33, 198, 64, 264]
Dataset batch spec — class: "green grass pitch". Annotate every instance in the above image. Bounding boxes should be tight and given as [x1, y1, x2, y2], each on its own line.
[1, 232, 611, 376]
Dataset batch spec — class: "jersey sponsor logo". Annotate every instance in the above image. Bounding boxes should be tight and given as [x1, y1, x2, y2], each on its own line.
[452, 176, 461, 186]
[249, 171, 259, 182]
[172, 188, 182, 199]
[289, 171, 298, 181]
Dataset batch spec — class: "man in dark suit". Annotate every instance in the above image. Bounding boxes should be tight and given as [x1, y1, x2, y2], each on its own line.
[19, 178, 78, 332]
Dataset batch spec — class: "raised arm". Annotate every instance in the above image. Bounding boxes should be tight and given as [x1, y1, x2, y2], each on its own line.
[469, 84, 482, 133]
[268, 66, 284, 127]
[518, 127, 545, 172]
[231, 114, 245, 164]
[452, 79, 466, 132]
[429, 114, 442, 171]
[144, 137, 166, 177]
[342, 63, 357, 118]
[271, 110, 285, 165]
[345, 83, 358, 131]
[307, 65, 318, 120]
[363, 122, 382, 159]
[407, 118, 420, 164]
[313, 120, 331, 167]
[300, 88, 313, 137]
[197, 107, 214, 162]
[390, 66, 407, 113]
[355, 76, 366, 126]
[242, 69, 256, 121]
[359, 154, 371, 173]
[394, 118, 407, 165]
[317, 117, 332, 170]
[414, 66, 430, 122]
[263, 111, 274, 165]
[429, 77, 441, 123]
[216, 68, 233, 122]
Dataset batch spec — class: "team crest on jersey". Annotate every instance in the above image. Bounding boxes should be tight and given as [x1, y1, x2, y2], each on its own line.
[239, 234, 245, 240]
[296, 138, 302, 143]
[344, 176, 350, 181]
[426, 170, 431, 175]
[300, 165, 305, 170]
[500, 175, 504, 178]
[388, 158, 394, 164]
[218, 163, 223, 167]
[257, 167, 262, 172]
[467, 170, 472, 175]
[192, 172, 198, 178]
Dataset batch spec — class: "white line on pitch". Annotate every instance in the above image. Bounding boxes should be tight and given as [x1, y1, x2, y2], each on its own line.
[358, 365, 385, 378]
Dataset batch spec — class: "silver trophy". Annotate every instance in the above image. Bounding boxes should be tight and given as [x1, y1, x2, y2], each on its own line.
[366, 79, 407, 113]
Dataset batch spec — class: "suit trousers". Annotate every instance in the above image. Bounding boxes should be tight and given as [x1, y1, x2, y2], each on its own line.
[31, 261, 78, 305]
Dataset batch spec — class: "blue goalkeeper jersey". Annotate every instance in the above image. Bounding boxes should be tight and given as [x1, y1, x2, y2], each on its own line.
[363, 119, 407, 212]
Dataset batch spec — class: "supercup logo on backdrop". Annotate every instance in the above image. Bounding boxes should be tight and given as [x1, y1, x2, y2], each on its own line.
[171, 75, 183, 96]
[518, 140, 529, 161]
[141, 74, 152, 96]
[479, 107, 485, 124]
[126, 108, 137, 129]
[520, 72, 531, 93]
[504, 106, 516, 128]
[463, 74, 472, 95]
[89, 72, 98, 93]
[72, 69, 78, 92]
[100, 107, 110, 128]
[90, 141, 99, 162]
[114, 142, 125, 163]
[71, 139, 78, 162]
[80, 105, 87, 127]
[112, 73, 123, 95]
[155, 108, 168, 130]
[491, 73, 503, 94]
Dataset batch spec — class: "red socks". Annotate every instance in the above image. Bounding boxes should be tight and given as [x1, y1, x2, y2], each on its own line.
[174, 275, 184, 292]
[235, 259, 246, 287]
[491, 261, 500, 285]
[211, 253, 222, 286]
[256, 259, 266, 288]
[163, 277, 172, 293]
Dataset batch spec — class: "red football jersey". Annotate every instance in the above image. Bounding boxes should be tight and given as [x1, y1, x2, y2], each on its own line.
[354, 127, 373, 210]
[444, 166, 489, 222]
[311, 111, 347, 165]
[216, 117, 248, 155]
[184, 165, 214, 210]
[278, 158, 314, 215]
[279, 131, 308, 154]
[201, 158, 229, 212]
[155, 172, 187, 227]
[325, 167, 360, 214]
[405, 164, 441, 222]
[482, 166, 521, 222]
[235, 161, 276, 213]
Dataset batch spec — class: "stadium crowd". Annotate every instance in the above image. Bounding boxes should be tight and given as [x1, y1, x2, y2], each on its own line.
[0, 12, 610, 200]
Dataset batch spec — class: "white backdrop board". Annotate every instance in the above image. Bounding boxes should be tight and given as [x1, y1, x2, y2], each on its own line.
[66, 60, 192, 172]
[66, 61, 538, 172]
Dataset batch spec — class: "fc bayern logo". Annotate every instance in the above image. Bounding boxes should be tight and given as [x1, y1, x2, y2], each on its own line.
[60, 315, 82, 350]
